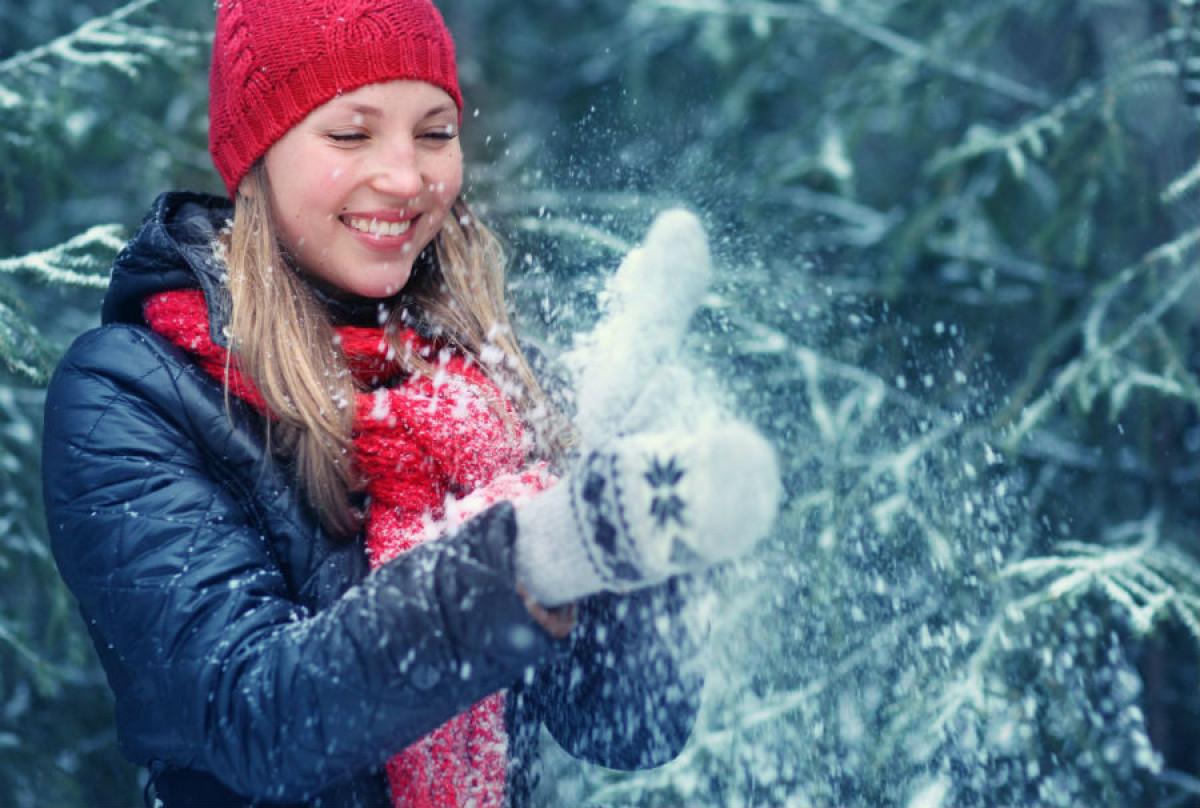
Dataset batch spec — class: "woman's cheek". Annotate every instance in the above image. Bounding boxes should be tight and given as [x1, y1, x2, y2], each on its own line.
[300, 154, 353, 203]
[430, 186, 458, 226]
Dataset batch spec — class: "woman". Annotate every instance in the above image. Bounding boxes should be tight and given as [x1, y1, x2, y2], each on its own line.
[40, 1, 780, 806]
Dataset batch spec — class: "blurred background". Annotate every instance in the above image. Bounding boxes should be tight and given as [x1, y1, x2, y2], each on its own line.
[3, 1, 1200, 805]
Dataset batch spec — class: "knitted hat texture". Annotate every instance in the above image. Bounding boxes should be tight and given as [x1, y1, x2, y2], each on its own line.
[209, 0, 462, 198]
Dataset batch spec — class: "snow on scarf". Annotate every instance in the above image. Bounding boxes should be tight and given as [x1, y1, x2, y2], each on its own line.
[144, 288, 549, 808]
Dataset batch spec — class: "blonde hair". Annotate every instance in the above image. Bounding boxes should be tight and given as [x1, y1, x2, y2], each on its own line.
[221, 161, 571, 538]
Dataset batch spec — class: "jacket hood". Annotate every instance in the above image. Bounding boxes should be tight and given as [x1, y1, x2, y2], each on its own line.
[102, 190, 235, 345]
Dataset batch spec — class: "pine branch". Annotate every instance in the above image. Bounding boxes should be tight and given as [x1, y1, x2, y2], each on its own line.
[0, 0, 182, 84]
[1163, 154, 1200, 202]
[925, 235, 1087, 293]
[0, 298, 54, 383]
[1159, 769, 1200, 799]
[511, 216, 633, 254]
[642, 0, 1051, 107]
[997, 509, 1200, 638]
[929, 60, 1180, 177]
[766, 186, 902, 248]
[1005, 226, 1200, 449]
[0, 225, 124, 288]
[0, 616, 63, 697]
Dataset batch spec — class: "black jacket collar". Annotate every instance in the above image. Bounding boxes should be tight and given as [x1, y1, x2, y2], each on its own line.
[102, 191, 234, 343]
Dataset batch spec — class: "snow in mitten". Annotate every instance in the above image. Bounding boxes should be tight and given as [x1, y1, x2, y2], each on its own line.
[515, 422, 781, 606]
[566, 208, 719, 443]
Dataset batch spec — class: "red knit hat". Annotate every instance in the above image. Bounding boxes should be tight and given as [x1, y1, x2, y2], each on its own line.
[208, 0, 462, 198]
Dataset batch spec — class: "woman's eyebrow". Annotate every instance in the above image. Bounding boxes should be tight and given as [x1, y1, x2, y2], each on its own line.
[346, 103, 382, 117]
[420, 103, 456, 119]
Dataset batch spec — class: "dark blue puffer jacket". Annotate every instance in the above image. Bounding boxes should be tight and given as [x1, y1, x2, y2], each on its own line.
[41, 191, 701, 807]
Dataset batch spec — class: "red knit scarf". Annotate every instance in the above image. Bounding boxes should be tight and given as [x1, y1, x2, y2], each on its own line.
[144, 289, 548, 808]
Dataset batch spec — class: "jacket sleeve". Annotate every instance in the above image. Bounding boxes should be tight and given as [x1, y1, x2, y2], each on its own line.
[533, 578, 704, 769]
[41, 326, 568, 802]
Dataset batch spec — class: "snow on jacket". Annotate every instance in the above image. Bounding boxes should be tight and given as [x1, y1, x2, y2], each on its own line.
[41, 191, 702, 807]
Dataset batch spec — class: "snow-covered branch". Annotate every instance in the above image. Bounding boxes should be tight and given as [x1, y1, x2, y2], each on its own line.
[930, 60, 1180, 178]
[641, 0, 1051, 107]
[1005, 225, 1200, 448]
[1001, 510, 1200, 641]
[0, 225, 125, 288]
[0, 0, 200, 89]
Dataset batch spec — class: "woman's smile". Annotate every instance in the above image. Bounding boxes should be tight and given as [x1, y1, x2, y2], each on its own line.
[339, 211, 423, 252]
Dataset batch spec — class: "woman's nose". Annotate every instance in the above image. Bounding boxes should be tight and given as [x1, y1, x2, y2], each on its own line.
[370, 141, 424, 198]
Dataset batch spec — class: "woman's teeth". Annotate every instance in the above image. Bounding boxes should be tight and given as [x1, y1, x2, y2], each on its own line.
[345, 217, 412, 237]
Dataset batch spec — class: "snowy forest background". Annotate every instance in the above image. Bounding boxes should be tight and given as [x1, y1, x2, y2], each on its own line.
[3, 0, 1200, 805]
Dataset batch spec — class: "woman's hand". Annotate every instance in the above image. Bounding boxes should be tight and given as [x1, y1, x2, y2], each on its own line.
[517, 585, 577, 639]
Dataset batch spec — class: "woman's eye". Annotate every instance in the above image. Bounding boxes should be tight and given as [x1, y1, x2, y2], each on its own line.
[421, 126, 458, 141]
[328, 132, 368, 143]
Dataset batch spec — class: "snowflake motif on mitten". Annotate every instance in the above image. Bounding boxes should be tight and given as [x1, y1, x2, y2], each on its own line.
[645, 456, 687, 528]
[514, 422, 782, 606]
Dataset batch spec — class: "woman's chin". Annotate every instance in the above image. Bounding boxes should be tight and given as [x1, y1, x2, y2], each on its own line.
[342, 271, 415, 300]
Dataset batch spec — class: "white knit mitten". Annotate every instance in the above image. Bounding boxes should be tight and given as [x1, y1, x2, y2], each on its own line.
[566, 208, 717, 442]
[515, 422, 781, 607]
[517, 209, 781, 605]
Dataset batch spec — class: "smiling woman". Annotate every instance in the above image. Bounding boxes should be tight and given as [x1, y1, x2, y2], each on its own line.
[38, 1, 780, 807]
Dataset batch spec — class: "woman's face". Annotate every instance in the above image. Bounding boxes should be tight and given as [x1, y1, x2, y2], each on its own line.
[260, 80, 463, 298]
